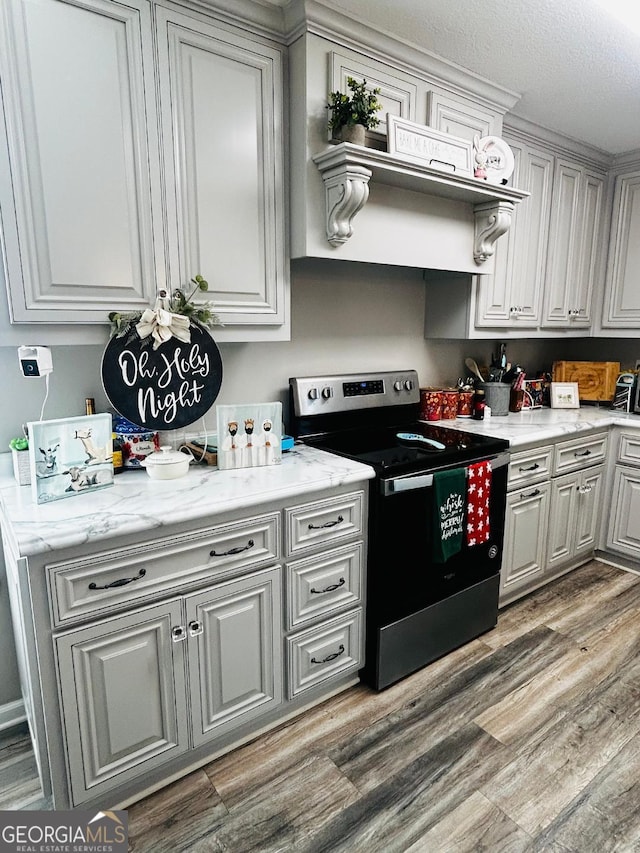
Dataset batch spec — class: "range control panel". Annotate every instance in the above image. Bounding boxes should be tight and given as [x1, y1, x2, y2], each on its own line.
[290, 370, 420, 416]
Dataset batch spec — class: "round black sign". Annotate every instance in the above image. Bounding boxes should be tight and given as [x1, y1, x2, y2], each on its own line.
[101, 321, 223, 431]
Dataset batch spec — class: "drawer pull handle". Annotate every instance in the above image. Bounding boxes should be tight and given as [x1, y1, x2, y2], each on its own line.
[310, 577, 345, 594]
[210, 539, 254, 557]
[574, 449, 592, 457]
[578, 484, 593, 495]
[518, 463, 540, 472]
[88, 568, 146, 590]
[521, 489, 540, 499]
[308, 515, 344, 530]
[311, 644, 345, 664]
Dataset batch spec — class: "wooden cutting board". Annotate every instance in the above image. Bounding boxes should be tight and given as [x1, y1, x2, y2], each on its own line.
[552, 361, 620, 402]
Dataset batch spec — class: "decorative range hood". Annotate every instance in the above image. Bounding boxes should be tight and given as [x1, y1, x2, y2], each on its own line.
[312, 143, 529, 264]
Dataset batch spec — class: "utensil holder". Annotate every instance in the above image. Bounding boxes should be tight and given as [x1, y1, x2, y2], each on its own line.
[478, 382, 510, 416]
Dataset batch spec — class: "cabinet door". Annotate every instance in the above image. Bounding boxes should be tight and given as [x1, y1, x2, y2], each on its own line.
[155, 8, 287, 333]
[56, 599, 188, 806]
[546, 472, 579, 572]
[500, 482, 550, 602]
[475, 140, 552, 328]
[186, 566, 282, 747]
[574, 465, 604, 557]
[572, 170, 605, 326]
[0, 0, 164, 323]
[602, 171, 640, 328]
[542, 159, 581, 326]
[607, 466, 640, 559]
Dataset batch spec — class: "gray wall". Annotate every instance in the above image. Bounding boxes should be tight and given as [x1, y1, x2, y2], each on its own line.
[0, 257, 638, 711]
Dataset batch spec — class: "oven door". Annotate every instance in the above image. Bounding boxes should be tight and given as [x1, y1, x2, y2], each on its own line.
[363, 451, 509, 689]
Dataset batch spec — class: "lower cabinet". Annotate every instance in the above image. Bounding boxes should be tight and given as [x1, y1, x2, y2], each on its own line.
[547, 466, 604, 571]
[56, 568, 282, 805]
[607, 431, 640, 559]
[6, 483, 367, 809]
[501, 480, 550, 601]
[500, 432, 607, 606]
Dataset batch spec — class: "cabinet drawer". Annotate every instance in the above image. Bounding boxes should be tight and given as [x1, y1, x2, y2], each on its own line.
[507, 445, 553, 489]
[553, 432, 608, 475]
[285, 491, 364, 556]
[49, 513, 280, 626]
[286, 608, 362, 698]
[286, 542, 363, 629]
[618, 432, 640, 465]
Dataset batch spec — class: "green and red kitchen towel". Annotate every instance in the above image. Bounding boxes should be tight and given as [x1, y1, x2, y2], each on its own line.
[432, 461, 492, 562]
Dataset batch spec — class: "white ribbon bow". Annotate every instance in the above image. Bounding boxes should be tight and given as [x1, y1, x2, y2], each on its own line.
[136, 300, 191, 350]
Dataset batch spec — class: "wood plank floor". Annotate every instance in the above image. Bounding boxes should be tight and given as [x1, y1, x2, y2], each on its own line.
[4, 559, 640, 851]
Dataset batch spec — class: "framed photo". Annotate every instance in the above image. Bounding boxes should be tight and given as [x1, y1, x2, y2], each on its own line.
[28, 414, 114, 504]
[386, 115, 473, 176]
[216, 403, 282, 470]
[550, 382, 580, 409]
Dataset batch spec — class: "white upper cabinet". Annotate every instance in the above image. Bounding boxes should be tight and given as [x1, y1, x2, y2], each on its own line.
[542, 160, 605, 329]
[156, 7, 287, 332]
[475, 138, 553, 329]
[601, 169, 640, 329]
[0, 0, 164, 323]
[0, 0, 288, 339]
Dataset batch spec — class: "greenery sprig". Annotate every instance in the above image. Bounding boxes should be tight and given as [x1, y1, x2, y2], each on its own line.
[326, 77, 382, 133]
[9, 437, 28, 451]
[108, 275, 221, 345]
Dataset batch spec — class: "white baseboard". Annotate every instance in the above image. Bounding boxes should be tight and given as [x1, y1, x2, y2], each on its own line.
[0, 698, 26, 732]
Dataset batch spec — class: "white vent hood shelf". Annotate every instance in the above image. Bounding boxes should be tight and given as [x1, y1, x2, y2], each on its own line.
[313, 143, 530, 264]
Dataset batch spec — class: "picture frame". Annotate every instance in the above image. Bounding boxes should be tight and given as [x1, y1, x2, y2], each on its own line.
[216, 403, 282, 471]
[386, 115, 473, 176]
[550, 382, 580, 409]
[28, 413, 114, 504]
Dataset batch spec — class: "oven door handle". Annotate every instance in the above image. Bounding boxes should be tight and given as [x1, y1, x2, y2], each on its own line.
[383, 451, 510, 496]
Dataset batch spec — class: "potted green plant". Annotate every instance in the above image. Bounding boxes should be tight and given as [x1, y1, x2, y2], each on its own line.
[9, 436, 30, 486]
[326, 77, 383, 146]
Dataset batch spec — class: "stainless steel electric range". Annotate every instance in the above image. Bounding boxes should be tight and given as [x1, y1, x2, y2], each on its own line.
[289, 370, 510, 690]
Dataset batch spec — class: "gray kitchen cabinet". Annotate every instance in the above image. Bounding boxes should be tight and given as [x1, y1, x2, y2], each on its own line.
[546, 465, 605, 572]
[56, 599, 190, 806]
[542, 160, 605, 329]
[500, 444, 553, 604]
[607, 431, 640, 559]
[0, 0, 163, 324]
[186, 569, 282, 747]
[500, 433, 607, 606]
[56, 566, 281, 806]
[0, 0, 288, 340]
[601, 169, 640, 329]
[2, 479, 367, 810]
[474, 138, 553, 329]
[424, 124, 608, 340]
[155, 6, 287, 335]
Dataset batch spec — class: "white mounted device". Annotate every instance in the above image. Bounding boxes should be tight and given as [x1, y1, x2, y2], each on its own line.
[18, 345, 53, 377]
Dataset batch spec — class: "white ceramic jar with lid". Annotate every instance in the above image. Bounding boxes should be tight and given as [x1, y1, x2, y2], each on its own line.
[141, 446, 190, 480]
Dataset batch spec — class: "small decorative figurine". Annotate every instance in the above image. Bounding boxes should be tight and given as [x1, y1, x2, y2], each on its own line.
[473, 134, 488, 179]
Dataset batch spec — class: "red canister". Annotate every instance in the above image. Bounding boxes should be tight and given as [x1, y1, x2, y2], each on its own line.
[441, 390, 459, 420]
[457, 390, 474, 417]
[420, 388, 443, 421]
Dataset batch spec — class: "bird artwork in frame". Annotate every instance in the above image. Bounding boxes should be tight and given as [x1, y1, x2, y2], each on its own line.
[28, 414, 114, 504]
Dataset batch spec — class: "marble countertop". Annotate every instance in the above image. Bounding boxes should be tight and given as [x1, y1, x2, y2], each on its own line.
[0, 445, 374, 559]
[425, 406, 640, 447]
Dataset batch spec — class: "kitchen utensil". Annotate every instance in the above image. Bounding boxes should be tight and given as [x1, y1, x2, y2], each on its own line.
[141, 446, 191, 480]
[465, 357, 484, 382]
[396, 432, 446, 451]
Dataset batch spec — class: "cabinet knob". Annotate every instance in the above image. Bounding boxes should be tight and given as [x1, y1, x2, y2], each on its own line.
[188, 620, 204, 637]
[171, 626, 186, 642]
